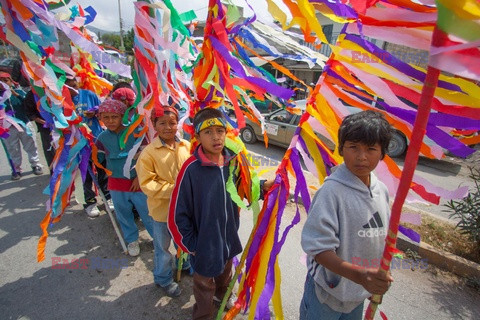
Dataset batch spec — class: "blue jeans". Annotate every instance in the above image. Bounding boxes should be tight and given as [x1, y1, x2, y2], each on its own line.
[153, 221, 174, 287]
[152, 222, 192, 286]
[300, 274, 364, 320]
[110, 191, 154, 244]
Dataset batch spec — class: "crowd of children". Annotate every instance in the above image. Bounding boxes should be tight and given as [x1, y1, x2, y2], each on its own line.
[1, 69, 395, 319]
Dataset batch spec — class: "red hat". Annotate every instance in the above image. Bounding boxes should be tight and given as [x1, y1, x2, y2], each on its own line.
[151, 106, 179, 121]
[112, 87, 135, 106]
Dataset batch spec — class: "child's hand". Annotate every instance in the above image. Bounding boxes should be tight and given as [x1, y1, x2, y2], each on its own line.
[263, 179, 275, 192]
[83, 111, 96, 118]
[359, 268, 393, 295]
[130, 177, 141, 192]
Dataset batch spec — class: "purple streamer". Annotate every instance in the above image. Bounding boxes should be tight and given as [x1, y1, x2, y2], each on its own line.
[325, 65, 478, 158]
[243, 177, 280, 311]
[344, 34, 461, 92]
[373, 100, 477, 157]
[49, 132, 71, 218]
[309, 0, 358, 19]
[399, 225, 420, 243]
[255, 178, 289, 319]
[290, 148, 312, 211]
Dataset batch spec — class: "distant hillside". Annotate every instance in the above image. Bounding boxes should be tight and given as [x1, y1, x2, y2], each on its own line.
[86, 25, 120, 37]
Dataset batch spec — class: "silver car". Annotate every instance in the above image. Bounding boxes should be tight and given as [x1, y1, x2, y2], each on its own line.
[240, 100, 309, 148]
[240, 100, 406, 157]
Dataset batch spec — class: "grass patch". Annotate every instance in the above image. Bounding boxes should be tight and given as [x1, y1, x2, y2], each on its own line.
[402, 214, 480, 265]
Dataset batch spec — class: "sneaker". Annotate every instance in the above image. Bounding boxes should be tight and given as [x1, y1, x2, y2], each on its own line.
[127, 241, 140, 257]
[11, 172, 21, 181]
[213, 293, 237, 310]
[106, 198, 115, 211]
[159, 282, 181, 297]
[85, 203, 100, 218]
[32, 166, 43, 175]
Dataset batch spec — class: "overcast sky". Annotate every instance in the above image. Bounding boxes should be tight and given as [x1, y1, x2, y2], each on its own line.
[69, 0, 284, 32]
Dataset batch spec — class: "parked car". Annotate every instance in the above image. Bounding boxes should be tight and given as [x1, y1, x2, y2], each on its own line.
[387, 130, 407, 157]
[240, 100, 334, 149]
[240, 99, 407, 157]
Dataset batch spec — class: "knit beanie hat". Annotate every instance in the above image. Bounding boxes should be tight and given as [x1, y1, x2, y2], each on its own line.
[98, 99, 128, 115]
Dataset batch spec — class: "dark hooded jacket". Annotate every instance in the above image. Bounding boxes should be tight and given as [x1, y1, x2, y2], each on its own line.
[168, 145, 244, 277]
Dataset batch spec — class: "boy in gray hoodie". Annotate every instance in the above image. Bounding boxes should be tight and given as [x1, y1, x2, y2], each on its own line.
[300, 110, 394, 320]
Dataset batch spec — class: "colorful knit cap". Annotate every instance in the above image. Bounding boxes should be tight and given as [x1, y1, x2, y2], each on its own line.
[195, 117, 227, 133]
[98, 99, 128, 115]
[112, 87, 135, 106]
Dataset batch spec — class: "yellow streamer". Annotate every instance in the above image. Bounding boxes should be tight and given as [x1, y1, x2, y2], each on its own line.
[247, 195, 279, 320]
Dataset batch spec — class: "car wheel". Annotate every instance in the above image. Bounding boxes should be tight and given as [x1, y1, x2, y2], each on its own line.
[387, 131, 407, 157]
[241, 126, 257, 144]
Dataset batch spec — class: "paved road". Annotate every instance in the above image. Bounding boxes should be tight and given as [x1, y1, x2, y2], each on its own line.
[0, 136, 479, 319]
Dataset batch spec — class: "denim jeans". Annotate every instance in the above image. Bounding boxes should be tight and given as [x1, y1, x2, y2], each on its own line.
[110, 190, 154, 243]
[153, 221, 174, 287]
[300, 274, 364, 320]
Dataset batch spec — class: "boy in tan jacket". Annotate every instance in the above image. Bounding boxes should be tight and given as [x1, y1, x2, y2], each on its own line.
[137, 106, 190, 297]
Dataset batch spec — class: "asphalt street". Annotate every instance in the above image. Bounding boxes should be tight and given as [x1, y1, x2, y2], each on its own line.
[0, 135, 479, 319]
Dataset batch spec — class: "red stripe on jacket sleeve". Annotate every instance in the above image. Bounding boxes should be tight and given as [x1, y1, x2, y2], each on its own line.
[167, 156, 196, 253]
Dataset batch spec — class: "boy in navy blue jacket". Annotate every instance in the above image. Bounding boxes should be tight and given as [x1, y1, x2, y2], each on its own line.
[168, 108, 272, 320]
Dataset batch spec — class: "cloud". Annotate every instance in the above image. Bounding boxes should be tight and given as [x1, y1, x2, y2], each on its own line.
[73, 0, 279, 32]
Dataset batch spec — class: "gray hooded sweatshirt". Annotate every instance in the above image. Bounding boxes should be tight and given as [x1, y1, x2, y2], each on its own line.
[301, 163, 390, 313]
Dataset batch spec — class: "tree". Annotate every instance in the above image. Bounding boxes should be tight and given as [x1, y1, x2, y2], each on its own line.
[124, 28, 134, 55]
[101, 28, 134, 55]
[101, 33, 121, 49]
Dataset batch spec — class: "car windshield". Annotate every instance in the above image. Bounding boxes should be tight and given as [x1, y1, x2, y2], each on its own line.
[270, 110, 294, 123]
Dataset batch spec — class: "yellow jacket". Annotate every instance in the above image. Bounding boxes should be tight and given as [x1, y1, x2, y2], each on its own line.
[137, 137, 191, 222]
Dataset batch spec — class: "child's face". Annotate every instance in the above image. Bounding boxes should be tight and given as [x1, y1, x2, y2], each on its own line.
[100, 112, 123, 133]
[0, 77, 12, 87]
[154, 113, 178, 142]
[341, 141, 383, 186]
[196, 125, 226, 156]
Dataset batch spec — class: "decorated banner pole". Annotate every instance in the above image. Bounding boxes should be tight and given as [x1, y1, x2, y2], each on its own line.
[364, 26, 444, 320]
[87, 166, 128, 254]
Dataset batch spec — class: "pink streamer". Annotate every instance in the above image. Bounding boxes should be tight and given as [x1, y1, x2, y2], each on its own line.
[399, 212, 422, 225]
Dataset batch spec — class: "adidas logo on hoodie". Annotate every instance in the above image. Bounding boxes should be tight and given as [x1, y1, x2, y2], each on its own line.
[358, 212, 386, 238]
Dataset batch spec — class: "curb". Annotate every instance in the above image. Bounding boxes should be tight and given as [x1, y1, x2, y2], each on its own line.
[397, 237, 480, 279]
[400, 204, 480, 279]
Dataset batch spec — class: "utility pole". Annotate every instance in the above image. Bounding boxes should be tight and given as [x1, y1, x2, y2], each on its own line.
[117, 0, 125, 52]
